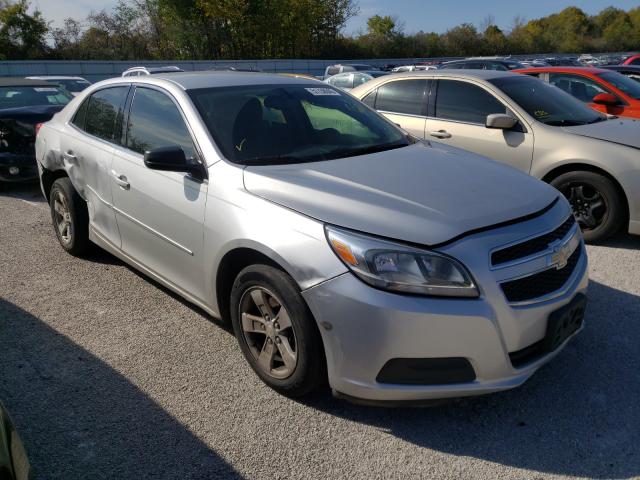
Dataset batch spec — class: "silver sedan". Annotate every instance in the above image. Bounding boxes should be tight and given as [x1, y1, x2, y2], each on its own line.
[36, 73, 587, 403]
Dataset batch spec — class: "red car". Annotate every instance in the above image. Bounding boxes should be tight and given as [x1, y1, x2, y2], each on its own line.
[514, 66, 640, 119]
[622, 53, 640, 66]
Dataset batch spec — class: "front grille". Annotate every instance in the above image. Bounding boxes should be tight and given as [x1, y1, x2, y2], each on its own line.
[500, 247, 582, 303]
[491, 216, 576, 266]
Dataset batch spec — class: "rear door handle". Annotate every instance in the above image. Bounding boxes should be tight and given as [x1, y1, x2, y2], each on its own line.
[428, 130, 452, 139]
[111, 170, 130, 190]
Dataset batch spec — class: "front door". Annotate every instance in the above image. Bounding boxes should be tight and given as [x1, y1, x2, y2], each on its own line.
[110, 86, 208, 301]
[425, 79, 534, 173]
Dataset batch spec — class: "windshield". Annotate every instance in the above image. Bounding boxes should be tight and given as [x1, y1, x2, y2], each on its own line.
[54, 79, 91, 93]
[189, 84, 409, 165]
[489, 76, 606, 126]
[0, 86, 72, 109]
[598, 71, 640, 100]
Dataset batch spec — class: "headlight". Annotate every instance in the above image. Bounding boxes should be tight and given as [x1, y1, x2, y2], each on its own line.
[326, 226, 478, 298]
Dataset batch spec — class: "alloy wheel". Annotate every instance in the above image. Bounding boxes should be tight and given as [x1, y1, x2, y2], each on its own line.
[52, 190, 73, 244]
[562, 182, 608, 232]
[239, 287, 298, 379]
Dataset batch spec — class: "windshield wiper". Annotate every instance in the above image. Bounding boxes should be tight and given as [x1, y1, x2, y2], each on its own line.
[240, 154, 315, 166]
[544, 119, 590, 126]
[323, 141, 409, 161]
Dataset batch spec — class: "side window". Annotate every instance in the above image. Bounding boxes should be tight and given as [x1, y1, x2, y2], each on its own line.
[375, 79, 427, 116]
[549, 73, 608, 103]
[630, 58, 640, 65]
[84, 87, 129, 142]
[126, 87, 196, 159]
[435, 80, 506, 124]
[72, 97, 89, 129]
[362, 90, 377, 108]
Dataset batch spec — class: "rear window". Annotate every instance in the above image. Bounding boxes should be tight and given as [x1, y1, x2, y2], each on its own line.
[84, 87, 129, 143]
[0, 86, 72, 109]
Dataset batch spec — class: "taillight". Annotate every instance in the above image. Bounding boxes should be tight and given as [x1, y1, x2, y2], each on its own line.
[35, 123, 43, 136]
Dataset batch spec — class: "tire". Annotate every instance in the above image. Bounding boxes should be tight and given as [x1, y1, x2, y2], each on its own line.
[49, 177, 91, 256]
[551, 171, 624, 243]
[230, 264, 325, 397]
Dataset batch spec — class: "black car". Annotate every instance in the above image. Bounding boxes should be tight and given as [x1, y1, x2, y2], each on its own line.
[601, 65, 640, 83]
[438, 59, 525, 71]
[0, 78, 72, 183]
[0, 401, 31, 480]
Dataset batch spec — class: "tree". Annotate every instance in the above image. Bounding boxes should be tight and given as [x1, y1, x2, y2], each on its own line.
[442, 23, 480, 57]
[0, 0, 48, 59]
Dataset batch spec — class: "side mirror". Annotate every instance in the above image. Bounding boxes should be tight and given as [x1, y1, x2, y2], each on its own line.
[485, 113, 518, 130]
[144, 146, 205, 180]
[592, 93, 618, 106]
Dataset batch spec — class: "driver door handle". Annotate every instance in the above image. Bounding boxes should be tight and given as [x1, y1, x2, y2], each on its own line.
[111, 170, 130, 190]
[428, 130, 452, 139]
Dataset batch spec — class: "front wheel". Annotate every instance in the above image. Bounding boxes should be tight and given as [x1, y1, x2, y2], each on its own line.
[551, 171, 624, 243]
[230, 264, 325, 397]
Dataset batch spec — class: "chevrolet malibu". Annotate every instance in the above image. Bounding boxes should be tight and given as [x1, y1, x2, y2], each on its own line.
[352, 70, 640, 242]
[35, 73, 588, 402]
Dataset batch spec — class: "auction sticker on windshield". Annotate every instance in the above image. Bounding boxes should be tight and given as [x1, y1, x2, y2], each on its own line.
[305, 88, 340, 96]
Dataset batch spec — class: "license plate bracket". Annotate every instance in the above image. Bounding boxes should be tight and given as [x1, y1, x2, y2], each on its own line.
[542, 293, 587, 353]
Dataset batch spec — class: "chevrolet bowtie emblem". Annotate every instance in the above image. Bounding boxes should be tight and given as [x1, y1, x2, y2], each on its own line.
[549, 233, 579, 270]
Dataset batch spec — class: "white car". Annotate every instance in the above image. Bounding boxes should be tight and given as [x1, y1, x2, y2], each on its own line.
[324, 71, 389, 91]
[25, 76, 91, 96]
[121, 66, 184, 77]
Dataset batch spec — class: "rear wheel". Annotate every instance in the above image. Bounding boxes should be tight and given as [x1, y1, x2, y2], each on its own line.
[49, 177, 91, 256]
[551, 171, 624, 243]
[230, 264, 325, 397]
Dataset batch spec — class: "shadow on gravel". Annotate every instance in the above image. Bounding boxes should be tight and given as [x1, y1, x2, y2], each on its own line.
[303, 280, 640, 479]
[0, 298, 244, 480]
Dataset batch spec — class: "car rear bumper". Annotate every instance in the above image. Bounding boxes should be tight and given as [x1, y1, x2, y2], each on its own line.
[302, 243, 588, 403]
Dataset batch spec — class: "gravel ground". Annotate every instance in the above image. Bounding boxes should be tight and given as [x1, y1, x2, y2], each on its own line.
[1, 183, 639, 480]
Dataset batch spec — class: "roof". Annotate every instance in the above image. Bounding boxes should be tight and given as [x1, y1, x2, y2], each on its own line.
[0, 77, 57, 87]
[513, 66, 607, 74]
[152, 71, 322, 90]
[387, 69, 517, 80]
[26, 76, 87, 81]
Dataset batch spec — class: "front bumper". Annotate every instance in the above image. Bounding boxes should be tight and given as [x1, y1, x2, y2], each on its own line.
[0, 153, 38, 182]
[302, 200, 589, 402]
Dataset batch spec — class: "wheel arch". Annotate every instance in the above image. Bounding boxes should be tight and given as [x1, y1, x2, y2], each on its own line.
[40, 166, 69, 202]
[541, 162, 630, 225]
[215, 246, 294, 324]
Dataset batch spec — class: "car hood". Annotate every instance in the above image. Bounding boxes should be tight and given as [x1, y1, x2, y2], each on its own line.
[562, 117, 640, 149]
[243, 142, 558, 246]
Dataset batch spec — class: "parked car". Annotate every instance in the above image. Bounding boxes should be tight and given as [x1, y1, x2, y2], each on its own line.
[621, 53, 640, 66]
[352, 70, 640, 242]
[25, 76, 91, 96]
[36, 72, 588, 403]
[0, 78, 72, 182]
[322, 64, 376, 79]
[544, 57, 582, 67]
[439, 58, 526, 71]
[519, 59, 551, 68]
[208, 66, 262, 72]
[601, 65, 640, 82]
[324, 71, 388, 91]
[391, 65, 436, 72]
[578, 54, 601, 66]
[0, 401, 31, 480]
[121, 66, 184, 77]
[514, 66, 640, 119]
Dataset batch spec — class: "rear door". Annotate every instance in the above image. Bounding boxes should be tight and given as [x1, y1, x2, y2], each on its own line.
[368, 78, 428, 137]
[63, 86, 130, 247]
[425, 79, 534, 172]
[110, 85, 208, 301]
